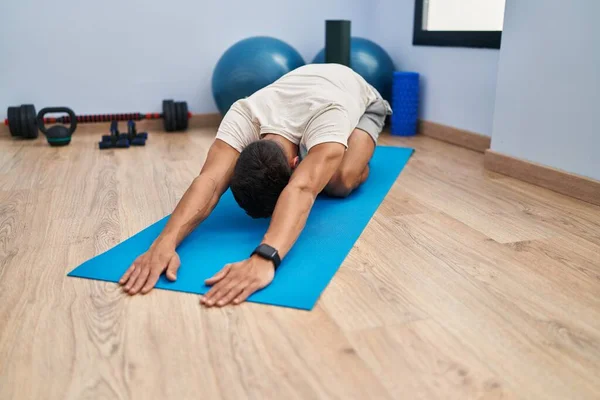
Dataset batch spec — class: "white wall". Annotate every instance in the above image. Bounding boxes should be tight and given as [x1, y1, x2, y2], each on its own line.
[491, 0, 600, 180]
[370, 0, 500, 136]
[0, 0, 369, 116]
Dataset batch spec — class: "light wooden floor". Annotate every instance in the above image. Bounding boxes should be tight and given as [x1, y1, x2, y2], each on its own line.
[1, 125, 599, 400]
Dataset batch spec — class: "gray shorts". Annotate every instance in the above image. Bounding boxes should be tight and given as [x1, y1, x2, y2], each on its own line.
[356, 97, 392, 143]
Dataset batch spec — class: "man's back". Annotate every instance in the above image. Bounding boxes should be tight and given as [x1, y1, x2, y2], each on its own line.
[255, 64, 377, 113]
[217, 64, 385, 156]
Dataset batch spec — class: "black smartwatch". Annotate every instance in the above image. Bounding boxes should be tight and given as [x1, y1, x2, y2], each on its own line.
[251, 244, 281, 269]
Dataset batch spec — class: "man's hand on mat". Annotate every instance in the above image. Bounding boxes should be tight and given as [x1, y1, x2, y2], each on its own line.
[201, 256, 275, 307]
[119, 245, 181, 295]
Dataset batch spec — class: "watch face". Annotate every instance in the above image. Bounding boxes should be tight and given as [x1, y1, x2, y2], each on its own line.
[266, 248, 277, 258]
[260, 244, 277, 258]
[254, 244, 280, 268]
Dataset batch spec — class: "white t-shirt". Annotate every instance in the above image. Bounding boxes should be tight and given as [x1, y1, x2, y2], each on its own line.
[215, 64, 381, 158]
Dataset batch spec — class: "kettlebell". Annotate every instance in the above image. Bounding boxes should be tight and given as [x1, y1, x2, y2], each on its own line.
[37, 107, 77, 146]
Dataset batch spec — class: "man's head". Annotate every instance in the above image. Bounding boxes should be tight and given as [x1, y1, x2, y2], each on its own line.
[231, 140, 296, 218]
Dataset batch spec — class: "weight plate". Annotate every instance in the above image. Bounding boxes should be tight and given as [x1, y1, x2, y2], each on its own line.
[7, 106, 18, 137]
[162, 100, 169, 131]
[175, 102, 184, 131]
[19, 105, 27, 139]
[162, 99, 174, 132]
[23, 104, 38, 139]
[173, 102, 181, 131]
[167, 100, 176, 132]
[180, 101, 189, 131]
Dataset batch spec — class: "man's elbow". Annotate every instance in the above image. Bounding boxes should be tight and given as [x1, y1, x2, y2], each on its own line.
[286, 178, 320, 200]
[324, 170, 355, 198]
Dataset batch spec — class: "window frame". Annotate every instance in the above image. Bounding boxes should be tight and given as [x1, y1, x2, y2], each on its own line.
[412, 0, 502, 49]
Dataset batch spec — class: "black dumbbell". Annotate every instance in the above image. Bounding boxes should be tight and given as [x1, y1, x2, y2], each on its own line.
[127, 120, 148, 146]
[99, 121, 130, 149]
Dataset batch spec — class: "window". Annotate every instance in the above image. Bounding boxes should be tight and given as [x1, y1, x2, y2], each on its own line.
[413, 0, 505, 49]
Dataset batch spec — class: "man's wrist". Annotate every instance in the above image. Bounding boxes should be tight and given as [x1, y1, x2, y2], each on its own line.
[151, 234, 177, 251]
[250, 253, 277, 270]
[251, 243, 281, 269]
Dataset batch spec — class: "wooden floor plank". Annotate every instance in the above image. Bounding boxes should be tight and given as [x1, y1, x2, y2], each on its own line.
[349, 320, 514, 400]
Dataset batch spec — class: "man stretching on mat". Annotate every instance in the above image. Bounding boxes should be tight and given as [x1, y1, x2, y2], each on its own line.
[119, 63, 391, 306]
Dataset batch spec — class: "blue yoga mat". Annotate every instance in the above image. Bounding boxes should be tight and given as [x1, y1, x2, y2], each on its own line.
[68, 146, 414, 310]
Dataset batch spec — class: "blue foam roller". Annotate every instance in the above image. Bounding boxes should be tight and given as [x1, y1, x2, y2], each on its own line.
[391, 71, 420, 136]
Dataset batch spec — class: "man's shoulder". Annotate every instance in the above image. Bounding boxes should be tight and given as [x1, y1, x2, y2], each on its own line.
[215, 101, 260, 153]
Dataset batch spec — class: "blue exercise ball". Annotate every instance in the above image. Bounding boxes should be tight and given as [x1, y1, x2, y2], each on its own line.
[312, 37, 396, 101]
[212, 36, 305, 115]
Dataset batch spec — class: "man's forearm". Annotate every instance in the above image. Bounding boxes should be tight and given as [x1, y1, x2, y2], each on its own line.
[261, 185, 316, 259]
[154, 174, 223, 249]
[261, 143, 345, 260]
[152, 139, 238, 250]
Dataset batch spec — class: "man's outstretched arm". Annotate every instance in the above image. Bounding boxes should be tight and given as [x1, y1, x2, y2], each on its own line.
[201, 142, 346, 307]
[120, 139, 239, 295]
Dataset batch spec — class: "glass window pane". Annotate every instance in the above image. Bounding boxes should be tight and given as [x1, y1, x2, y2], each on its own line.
[424, 0, 505, 31]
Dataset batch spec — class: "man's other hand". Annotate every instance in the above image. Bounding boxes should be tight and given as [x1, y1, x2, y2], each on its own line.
[201, 256, 275, 307]
[119, 244, 181, 295]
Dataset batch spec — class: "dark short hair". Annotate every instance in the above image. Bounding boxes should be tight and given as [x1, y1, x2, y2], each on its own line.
[230, 140, 292, 218]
